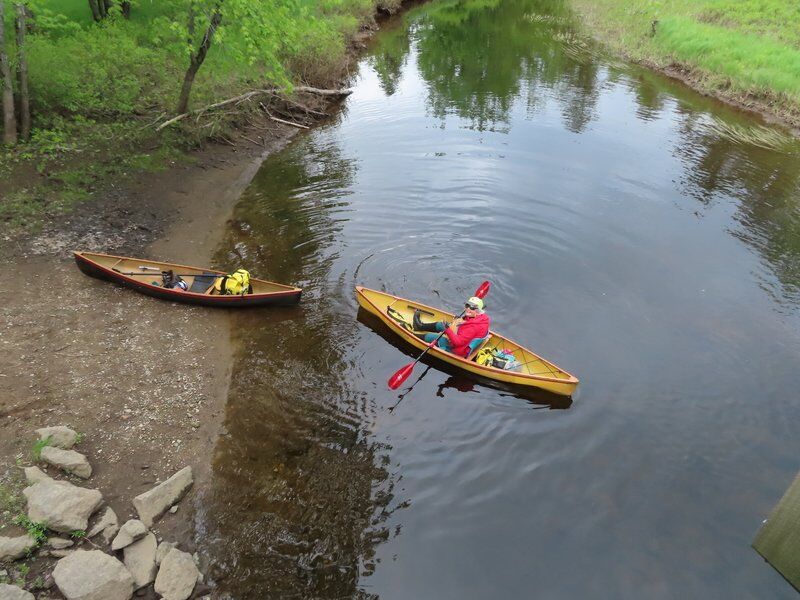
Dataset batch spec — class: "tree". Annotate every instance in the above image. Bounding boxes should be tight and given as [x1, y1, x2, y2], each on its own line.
[15, 2, 30, 140]
[176, 0, 223, 114]
[0, 0, 17, 144]
[171, 0, 299, 115]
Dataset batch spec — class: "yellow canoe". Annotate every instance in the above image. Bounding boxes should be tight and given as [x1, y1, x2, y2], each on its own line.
[355, 286, 579, 396]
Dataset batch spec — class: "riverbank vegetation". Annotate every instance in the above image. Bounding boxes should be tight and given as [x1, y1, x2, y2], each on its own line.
[0, 0, 401, 232]
[568, 0, 800, 127]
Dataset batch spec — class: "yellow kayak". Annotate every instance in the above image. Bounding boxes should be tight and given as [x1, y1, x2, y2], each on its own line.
[355, 286, 579, 396]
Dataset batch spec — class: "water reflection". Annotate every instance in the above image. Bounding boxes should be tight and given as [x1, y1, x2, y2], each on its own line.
[199, 145, 395, 598]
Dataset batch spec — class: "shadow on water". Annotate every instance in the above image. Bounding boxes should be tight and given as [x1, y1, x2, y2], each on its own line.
[356, 308, 573, 410]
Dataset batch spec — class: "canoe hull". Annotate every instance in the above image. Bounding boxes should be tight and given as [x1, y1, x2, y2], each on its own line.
[74, 251, 302, 308]
[355, 286, 578, 396]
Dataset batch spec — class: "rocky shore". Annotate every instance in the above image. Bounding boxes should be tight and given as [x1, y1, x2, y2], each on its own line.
[1, 426, 203, 599]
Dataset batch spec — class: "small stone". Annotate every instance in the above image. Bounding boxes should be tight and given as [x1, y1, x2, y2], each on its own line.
[123, 532, 157, 590]
[169, 505, 178, 514]
[111, 519, 147, 551]
[40, 447, 92, 479]
[87, 507, 119, 544]
[155, 541, 176, 566]
[0, 583, 35, 600]
[23, 480, 103, 533]
[154, 548, 198, 600]
[35, 426, 79, 449]
[48, 537, 74, 549]
[52, 550, 134, 600]
[132, 467, 192, 527]
[22, 466, 52, 485]
[0, 535, 36, 562]
[49, 548, 74, 558]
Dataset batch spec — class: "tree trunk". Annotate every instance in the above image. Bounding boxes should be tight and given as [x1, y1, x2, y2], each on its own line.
[0, 1, 18, 145]
[97, 0, 107, 18]
[175, 3, 223, 115]
[121, 1, 130, 18]
[14, 4, 30, 140]
[87, 0, 101, 21]
[103, 0, 112, 16]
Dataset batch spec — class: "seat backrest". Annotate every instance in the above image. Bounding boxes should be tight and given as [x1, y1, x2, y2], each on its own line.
[467, 336, 490, 360]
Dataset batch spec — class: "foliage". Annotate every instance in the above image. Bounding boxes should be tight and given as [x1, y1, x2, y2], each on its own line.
[31, 436, 52, 460]
[70, 529, 86, 538]
[13, 514, 48, 546]
[568, 0, 800, 113]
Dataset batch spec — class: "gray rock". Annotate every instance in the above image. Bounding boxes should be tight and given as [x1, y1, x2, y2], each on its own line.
[0, 583, 35, 600]
[35, 426, 79, 449]
[49, 548, 74, 558]
[123, 533, 157, 590]
[154, 548, 198, 600]
[155, 541, 176, 566]
[86, 507, 119, 544]
[23, 480, 103, 533]
[0, 535, 36, 562]
[22, 466, 51, 485]
[40, 447, 92, 479]
[48, 537, 74, 549]
[52, 550, 134, 600]
[111, 520, 147, 551]
[132, 467, 192, 527]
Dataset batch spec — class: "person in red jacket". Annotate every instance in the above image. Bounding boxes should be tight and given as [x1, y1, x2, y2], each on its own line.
[413, 296, 491, 357]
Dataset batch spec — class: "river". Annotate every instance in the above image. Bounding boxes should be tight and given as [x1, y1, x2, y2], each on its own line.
[196, 1, 800, 597]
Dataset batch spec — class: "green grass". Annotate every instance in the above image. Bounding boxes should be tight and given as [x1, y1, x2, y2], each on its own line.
[568, 0, 800, 122]
[31, 437, 52, 461]
[1, 0, 397, 235]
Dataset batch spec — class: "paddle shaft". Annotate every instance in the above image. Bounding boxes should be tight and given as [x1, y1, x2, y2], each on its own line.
[113, 269, 213, 278]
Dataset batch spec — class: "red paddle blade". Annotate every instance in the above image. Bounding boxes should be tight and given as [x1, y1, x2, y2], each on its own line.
[475, 280, 491, 299]
[388, 363, 415, 390]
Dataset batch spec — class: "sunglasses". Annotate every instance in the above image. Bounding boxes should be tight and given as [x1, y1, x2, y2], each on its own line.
[464, 303, 479, 310]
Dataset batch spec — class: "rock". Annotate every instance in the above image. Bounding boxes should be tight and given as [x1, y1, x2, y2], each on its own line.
[48, 537, 74, 549]
[132, 467, 192, 527]
[52, 550, 134, 600]
[35, 426, 79, 449]
[0, 583, 34, 600]
[111, 520, 147, 551]
[22, 466, 51, 485]
[123, 533, 157, 589]
[169, 505, 178, 514]
[86, 507, 119, 544]
[0, 535, 36, 562]
[155, 541, 176, 566]
[49, 548, 74, 558]
[23, 480, 103, 533]
[154, 548, 198, 600]
[40, 447, 92, 479]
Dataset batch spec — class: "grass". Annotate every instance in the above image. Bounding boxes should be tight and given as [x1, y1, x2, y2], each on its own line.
[31, 437, 52, 461]
[1, 0, 402, 236]
[567, 0, 800, 124]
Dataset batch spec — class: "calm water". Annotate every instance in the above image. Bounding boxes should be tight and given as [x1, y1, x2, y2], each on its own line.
[198, 1, 800, 597]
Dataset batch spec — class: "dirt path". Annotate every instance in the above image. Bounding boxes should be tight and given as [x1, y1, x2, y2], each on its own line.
[0, 127, 303, 595]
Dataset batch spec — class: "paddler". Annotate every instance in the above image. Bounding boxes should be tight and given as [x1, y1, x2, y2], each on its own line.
[412, 296, 490, 357]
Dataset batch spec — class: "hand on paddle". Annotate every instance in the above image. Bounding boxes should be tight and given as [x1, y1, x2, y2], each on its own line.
[387, 281, 491, 391]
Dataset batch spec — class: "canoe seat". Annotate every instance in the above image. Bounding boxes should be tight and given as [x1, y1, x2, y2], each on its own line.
[189, 273, 218, 294]
[467, 336, 490, 361]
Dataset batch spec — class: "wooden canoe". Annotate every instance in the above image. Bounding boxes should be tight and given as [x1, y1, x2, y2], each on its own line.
[356, 286, 579, 396]
[74, 251, 302, 307]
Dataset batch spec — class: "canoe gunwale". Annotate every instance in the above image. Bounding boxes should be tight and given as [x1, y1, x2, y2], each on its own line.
[74, 251, 302, 307]
[355, 286, 578, 388]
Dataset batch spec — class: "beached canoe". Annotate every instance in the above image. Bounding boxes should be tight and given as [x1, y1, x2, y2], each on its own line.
[74, 251, 302, 307]
[355, 286, 579, 396]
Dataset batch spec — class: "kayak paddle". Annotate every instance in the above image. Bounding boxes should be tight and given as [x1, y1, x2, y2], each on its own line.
[387, 280, 491, 390]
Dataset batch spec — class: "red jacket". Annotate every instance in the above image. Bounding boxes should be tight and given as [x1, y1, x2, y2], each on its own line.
[444, 312, 491, 357]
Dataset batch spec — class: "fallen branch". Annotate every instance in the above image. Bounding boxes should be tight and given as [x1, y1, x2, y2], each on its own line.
[155, 86, 351, 131]
[268, 115, 309, 130]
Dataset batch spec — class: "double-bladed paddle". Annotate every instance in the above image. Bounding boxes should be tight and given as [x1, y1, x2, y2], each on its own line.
[387, 280, 491, 390]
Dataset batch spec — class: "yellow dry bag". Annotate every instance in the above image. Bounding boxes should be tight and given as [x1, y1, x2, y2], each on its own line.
[214, 269, 251, 295]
